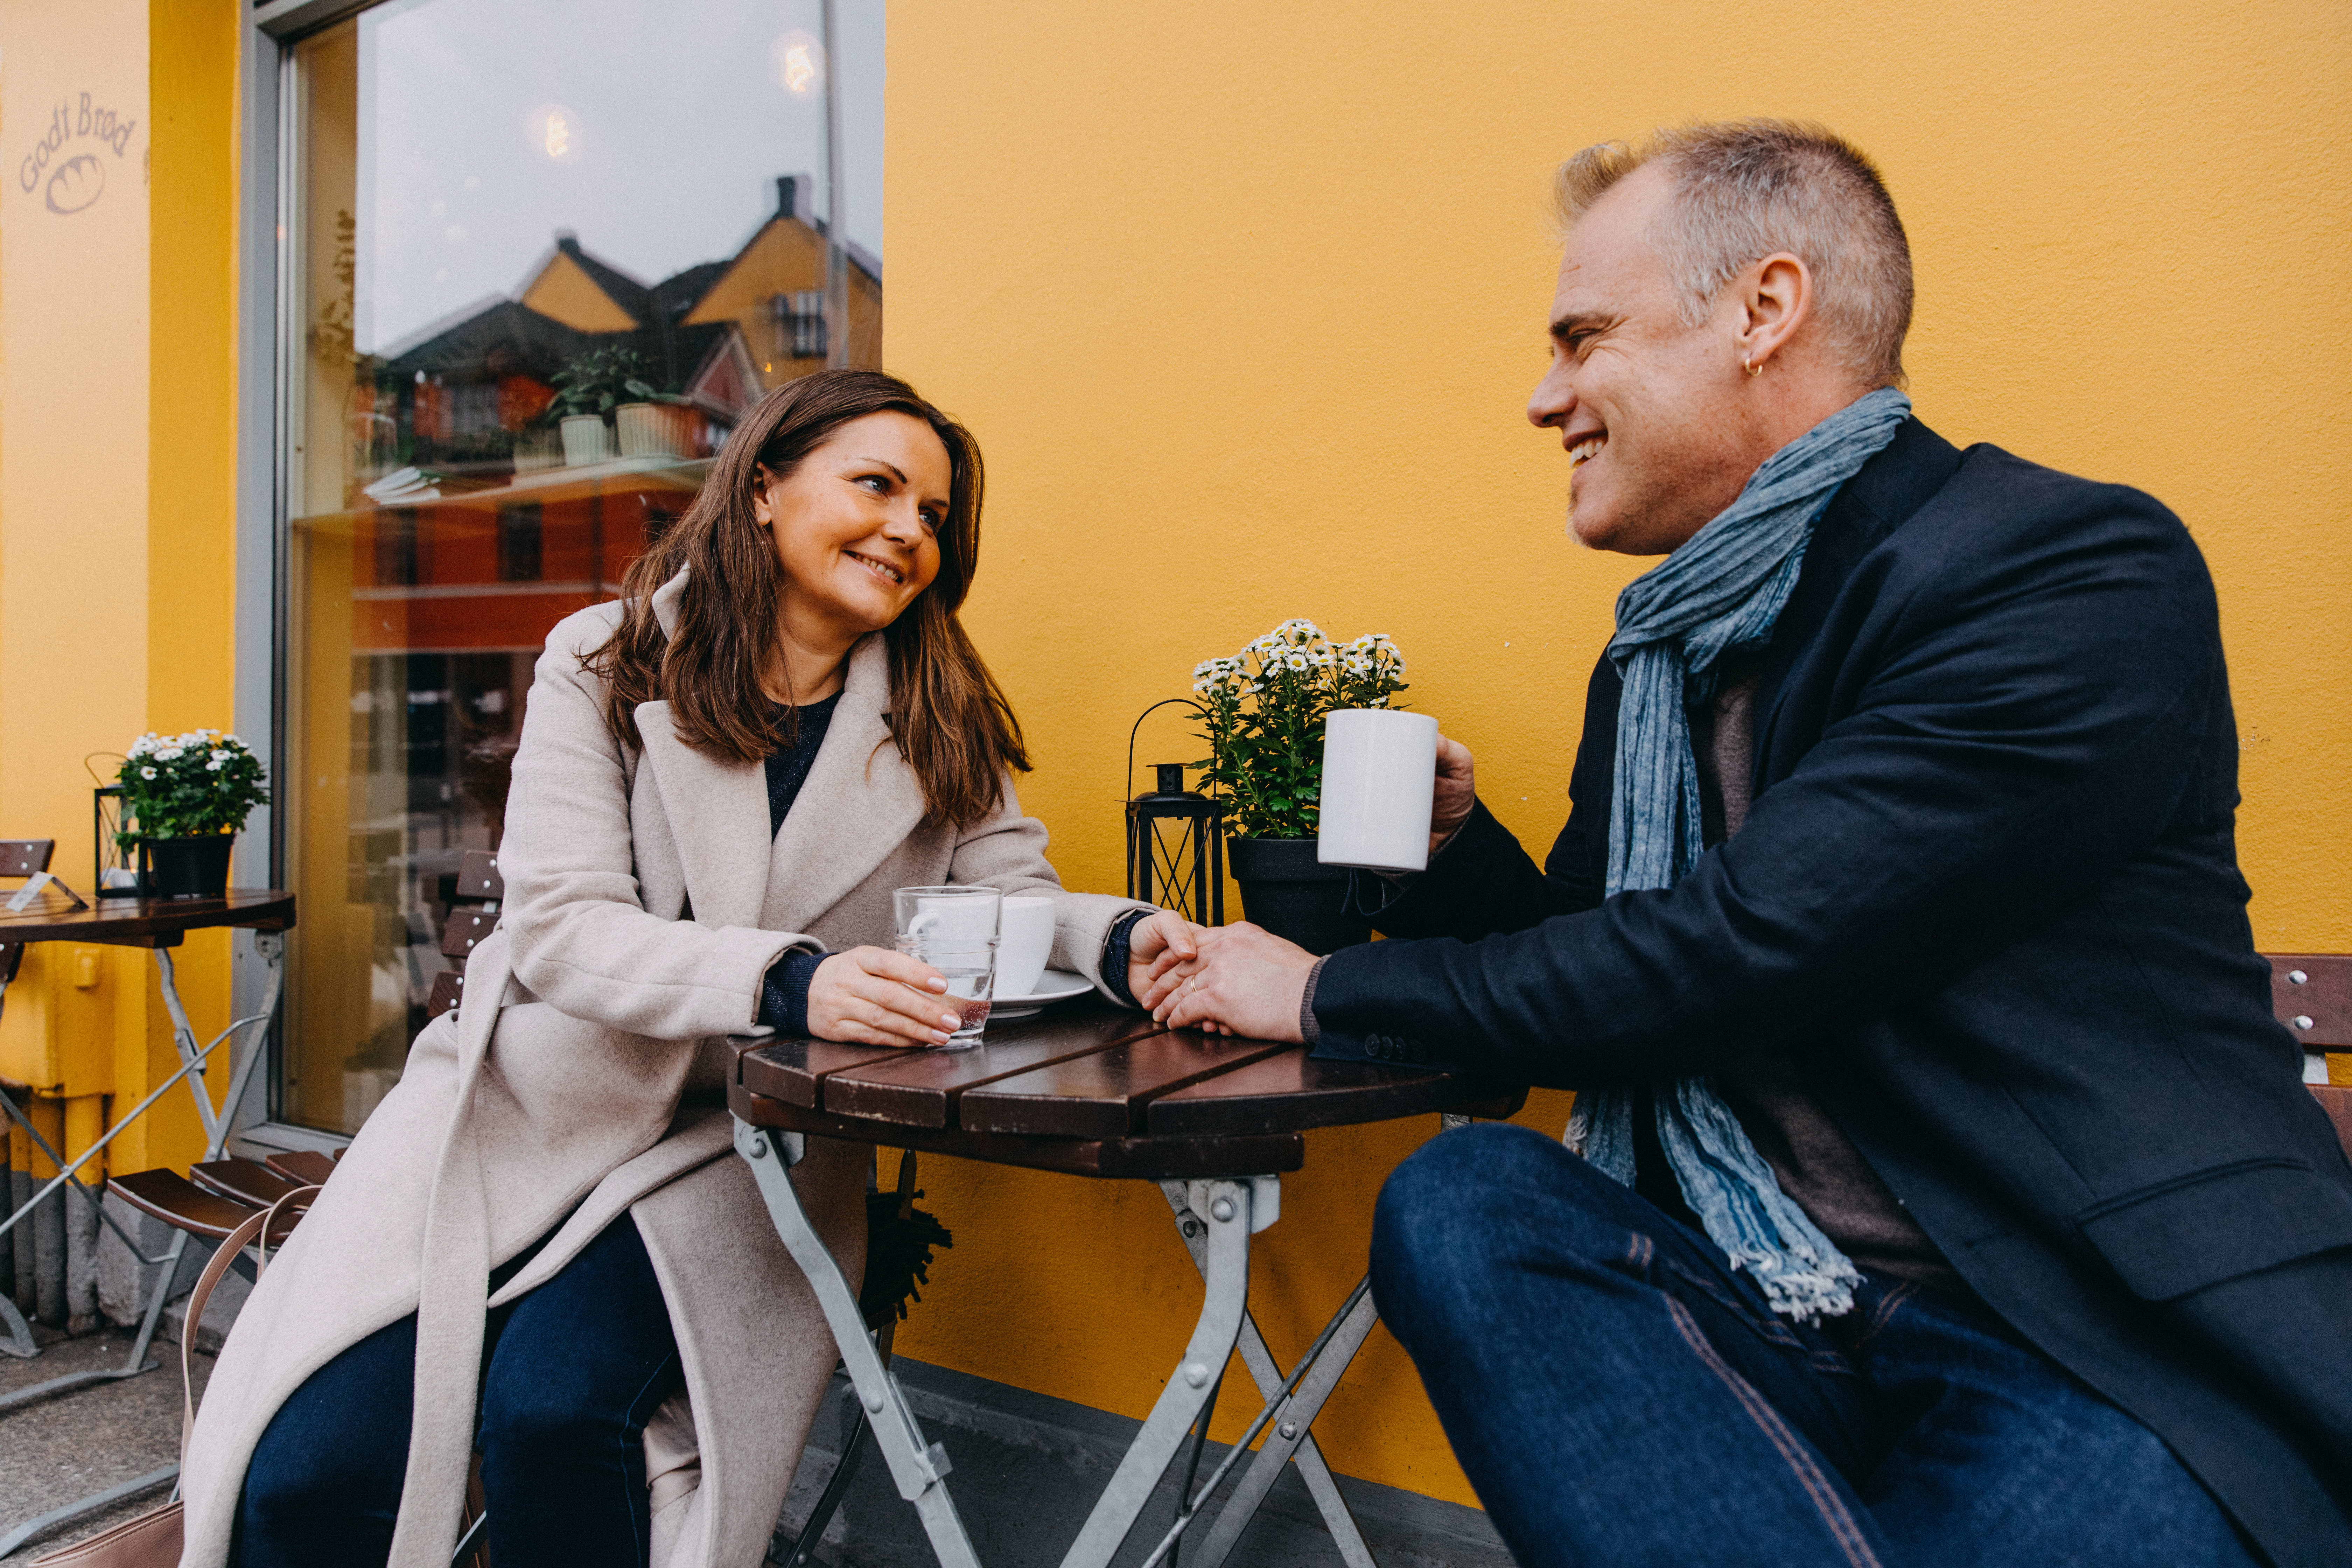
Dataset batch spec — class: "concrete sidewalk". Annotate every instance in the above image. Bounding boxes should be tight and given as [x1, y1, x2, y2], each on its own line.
[4, 1329, 1510, 1567]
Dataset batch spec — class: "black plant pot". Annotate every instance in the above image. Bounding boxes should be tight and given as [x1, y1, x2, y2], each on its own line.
[1225, 836, 1371, 956]
[141, 835, 235, 899]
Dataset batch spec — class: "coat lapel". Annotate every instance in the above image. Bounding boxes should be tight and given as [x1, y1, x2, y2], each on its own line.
[764, 634, 927, 934]
[1749, 417, 1966, 780]
[634, 702, 773, 931]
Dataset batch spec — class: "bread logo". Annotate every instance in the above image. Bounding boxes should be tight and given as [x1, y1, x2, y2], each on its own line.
[45, 153, 102, 214]
[17, 93, 138, 215]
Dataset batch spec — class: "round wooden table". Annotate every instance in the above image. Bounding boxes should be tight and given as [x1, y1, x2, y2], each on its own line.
[729, 998, 1523, 1568]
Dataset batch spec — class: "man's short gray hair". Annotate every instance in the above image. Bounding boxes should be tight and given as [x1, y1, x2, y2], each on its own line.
[1554, 120, 1913, 388]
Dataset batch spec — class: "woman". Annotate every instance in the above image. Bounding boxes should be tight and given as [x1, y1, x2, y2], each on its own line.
[186, 371, 1191, 1568]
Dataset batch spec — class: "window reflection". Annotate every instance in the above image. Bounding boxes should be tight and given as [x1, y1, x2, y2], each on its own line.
[282, 0, 881, 1134]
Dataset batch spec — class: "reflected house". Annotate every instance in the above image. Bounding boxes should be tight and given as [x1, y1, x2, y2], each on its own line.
[293, 172, 880, 1126]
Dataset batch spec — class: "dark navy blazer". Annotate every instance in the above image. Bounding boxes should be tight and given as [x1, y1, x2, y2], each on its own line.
[1311, 418, 2352, 1564]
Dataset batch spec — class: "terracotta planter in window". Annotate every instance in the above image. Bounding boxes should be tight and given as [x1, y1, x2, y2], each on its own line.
[615, 402, 694, 460]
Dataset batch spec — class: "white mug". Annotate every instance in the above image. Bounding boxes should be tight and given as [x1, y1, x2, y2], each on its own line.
[993, 895, 1057, 999]
[1317, 709, 1441, 873]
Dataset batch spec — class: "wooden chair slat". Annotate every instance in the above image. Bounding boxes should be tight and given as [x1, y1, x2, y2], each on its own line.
[820, 1008, 1163, 1129]
[426, 969, 466, 1020]
[455, 849, 503, 902]
[110, 1169, 262, 1240]
[439, 909, 498, 958]
[262, 1149, 340, 1186]
[189, 1157, 305, 1210]
[958, 1030, 1294, 1139]
[1149, 1052, 1529, 1138]
[0, 840, 55, 879]
[2268, 955, 2352, 1050]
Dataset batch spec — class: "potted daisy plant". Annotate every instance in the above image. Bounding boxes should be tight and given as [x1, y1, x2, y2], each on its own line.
[1192, 620, 1409, 953]
[116, 730, 270, 898]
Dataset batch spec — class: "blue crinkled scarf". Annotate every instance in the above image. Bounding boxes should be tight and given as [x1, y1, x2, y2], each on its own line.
[1563, 386, 1911, 1323]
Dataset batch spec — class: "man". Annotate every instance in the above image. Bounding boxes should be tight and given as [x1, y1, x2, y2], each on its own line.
[1146, 122, 2351, 1567]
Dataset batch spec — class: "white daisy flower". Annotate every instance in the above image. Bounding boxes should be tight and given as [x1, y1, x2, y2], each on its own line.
[155, 747, 185, 761]
[140, 766, 157, 780]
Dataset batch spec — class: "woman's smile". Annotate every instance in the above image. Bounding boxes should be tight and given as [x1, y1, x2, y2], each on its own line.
[844, 547, 906, 586]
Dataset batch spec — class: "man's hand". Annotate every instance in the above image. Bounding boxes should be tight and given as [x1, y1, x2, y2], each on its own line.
[1125, 910, 1204, 1002]
[1431, 734, 1477, 857]
[1140, 922, 1317, 1042]
[807, 946, 963, 1048]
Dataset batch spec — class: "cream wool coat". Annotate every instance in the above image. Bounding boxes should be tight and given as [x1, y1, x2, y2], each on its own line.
[182, 572, 1148, 1568]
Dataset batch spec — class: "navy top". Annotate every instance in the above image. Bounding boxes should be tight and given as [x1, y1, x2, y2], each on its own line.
[754, 693, 842, 1036]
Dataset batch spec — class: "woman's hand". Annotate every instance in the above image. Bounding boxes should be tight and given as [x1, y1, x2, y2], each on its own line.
[1125, 910, 1205, 1003]
[807, 946, 965, 1048]
[1430, 734, 1477, 856]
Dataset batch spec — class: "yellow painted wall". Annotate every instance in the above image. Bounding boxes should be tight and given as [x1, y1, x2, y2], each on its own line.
[0, 0, 242, 1180]
[885, 0, 2352, 1505]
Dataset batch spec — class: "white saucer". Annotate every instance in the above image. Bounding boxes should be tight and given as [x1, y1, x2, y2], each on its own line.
[988, 968, 1092, 1019]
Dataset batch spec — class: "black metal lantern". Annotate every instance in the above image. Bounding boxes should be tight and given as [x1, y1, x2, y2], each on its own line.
[1124, 700, 1223, 926]
[92, 785, 145, 897]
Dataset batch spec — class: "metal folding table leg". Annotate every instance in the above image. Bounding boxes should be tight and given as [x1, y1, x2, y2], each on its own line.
[737, 1119, 982, 1568]
[735, 1117, 1269, 1568]
[1157, 1181, 1379, 1568]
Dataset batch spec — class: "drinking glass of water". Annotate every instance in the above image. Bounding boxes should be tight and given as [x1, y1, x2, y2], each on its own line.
[896, 934, 997, 1046]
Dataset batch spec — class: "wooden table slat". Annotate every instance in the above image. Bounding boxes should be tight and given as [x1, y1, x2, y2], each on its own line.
[737, 1037, 916, 1108]
[1148, 1051, 1528, 1138]
[730, 1082, 1305, 1180]
[0, 888, 296, 948]
[958, 1029, 1295, 1139]
[821, 1004, 1165, 1128]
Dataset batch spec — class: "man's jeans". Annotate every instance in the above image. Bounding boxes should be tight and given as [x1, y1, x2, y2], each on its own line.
[1372, 1123, 2257, 1568]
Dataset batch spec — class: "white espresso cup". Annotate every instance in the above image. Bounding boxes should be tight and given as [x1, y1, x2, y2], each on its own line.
[1317, 709, 1441, 873]
[993, 895, 1057, 999]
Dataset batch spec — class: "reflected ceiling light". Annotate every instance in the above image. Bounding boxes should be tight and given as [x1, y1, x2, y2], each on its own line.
[526, 103, 580, 161]
[770, 30, 824, 97]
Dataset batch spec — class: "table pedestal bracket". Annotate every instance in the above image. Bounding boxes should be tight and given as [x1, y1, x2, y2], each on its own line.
[735, 1117, 1268, 1568]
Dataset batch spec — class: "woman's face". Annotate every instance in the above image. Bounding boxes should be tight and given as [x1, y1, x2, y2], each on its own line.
[754, 411, 951, 640]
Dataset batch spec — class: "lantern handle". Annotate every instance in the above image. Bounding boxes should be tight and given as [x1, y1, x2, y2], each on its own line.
[1126, 698, 1209, 805]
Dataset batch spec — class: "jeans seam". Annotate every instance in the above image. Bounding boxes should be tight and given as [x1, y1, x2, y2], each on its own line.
[1855, 1282, 1919, 1349]
[1664, 1296, 1884, 1568]
[1663, 1259, 1805, 1349]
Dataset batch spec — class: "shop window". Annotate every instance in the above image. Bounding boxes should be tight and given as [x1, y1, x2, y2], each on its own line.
[280, 0, 883, 1134]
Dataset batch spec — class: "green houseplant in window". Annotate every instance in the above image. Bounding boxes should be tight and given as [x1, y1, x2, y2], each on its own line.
[1193, 620, 1408, 953]
[115, 730, 271, 899]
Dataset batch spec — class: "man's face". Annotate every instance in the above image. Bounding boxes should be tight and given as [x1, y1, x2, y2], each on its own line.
[1527, 163, 1762, 555]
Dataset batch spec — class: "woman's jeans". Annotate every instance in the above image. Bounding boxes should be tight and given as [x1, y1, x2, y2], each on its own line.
[233, 1213, 684, 1568]
[1372, 1123, 2259, 1568]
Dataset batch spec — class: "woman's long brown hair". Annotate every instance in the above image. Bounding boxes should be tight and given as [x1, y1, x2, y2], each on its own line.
[585, 369, 1029, 827]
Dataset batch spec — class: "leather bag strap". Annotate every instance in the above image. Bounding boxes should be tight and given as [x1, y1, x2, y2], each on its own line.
[177, 1184, 321, 1460]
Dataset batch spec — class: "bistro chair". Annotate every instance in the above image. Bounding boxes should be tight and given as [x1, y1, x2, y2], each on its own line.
[2269, 953, 2352, 1148]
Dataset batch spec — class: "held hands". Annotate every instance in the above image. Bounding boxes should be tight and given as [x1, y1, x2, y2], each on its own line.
[1431, 734, 1476, 856]
[807, 946, 964, 1048]
[1138, 922, 1317, 1043]
[1124, 909, 1202, 1001]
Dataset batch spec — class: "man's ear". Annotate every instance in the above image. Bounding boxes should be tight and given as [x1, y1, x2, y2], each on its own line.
[1735, 252, 1814, 373]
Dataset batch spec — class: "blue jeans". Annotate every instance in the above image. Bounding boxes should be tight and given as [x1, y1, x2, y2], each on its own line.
[233, 1213, 684, 1568]
[1372, 1123, 2258, 1568]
